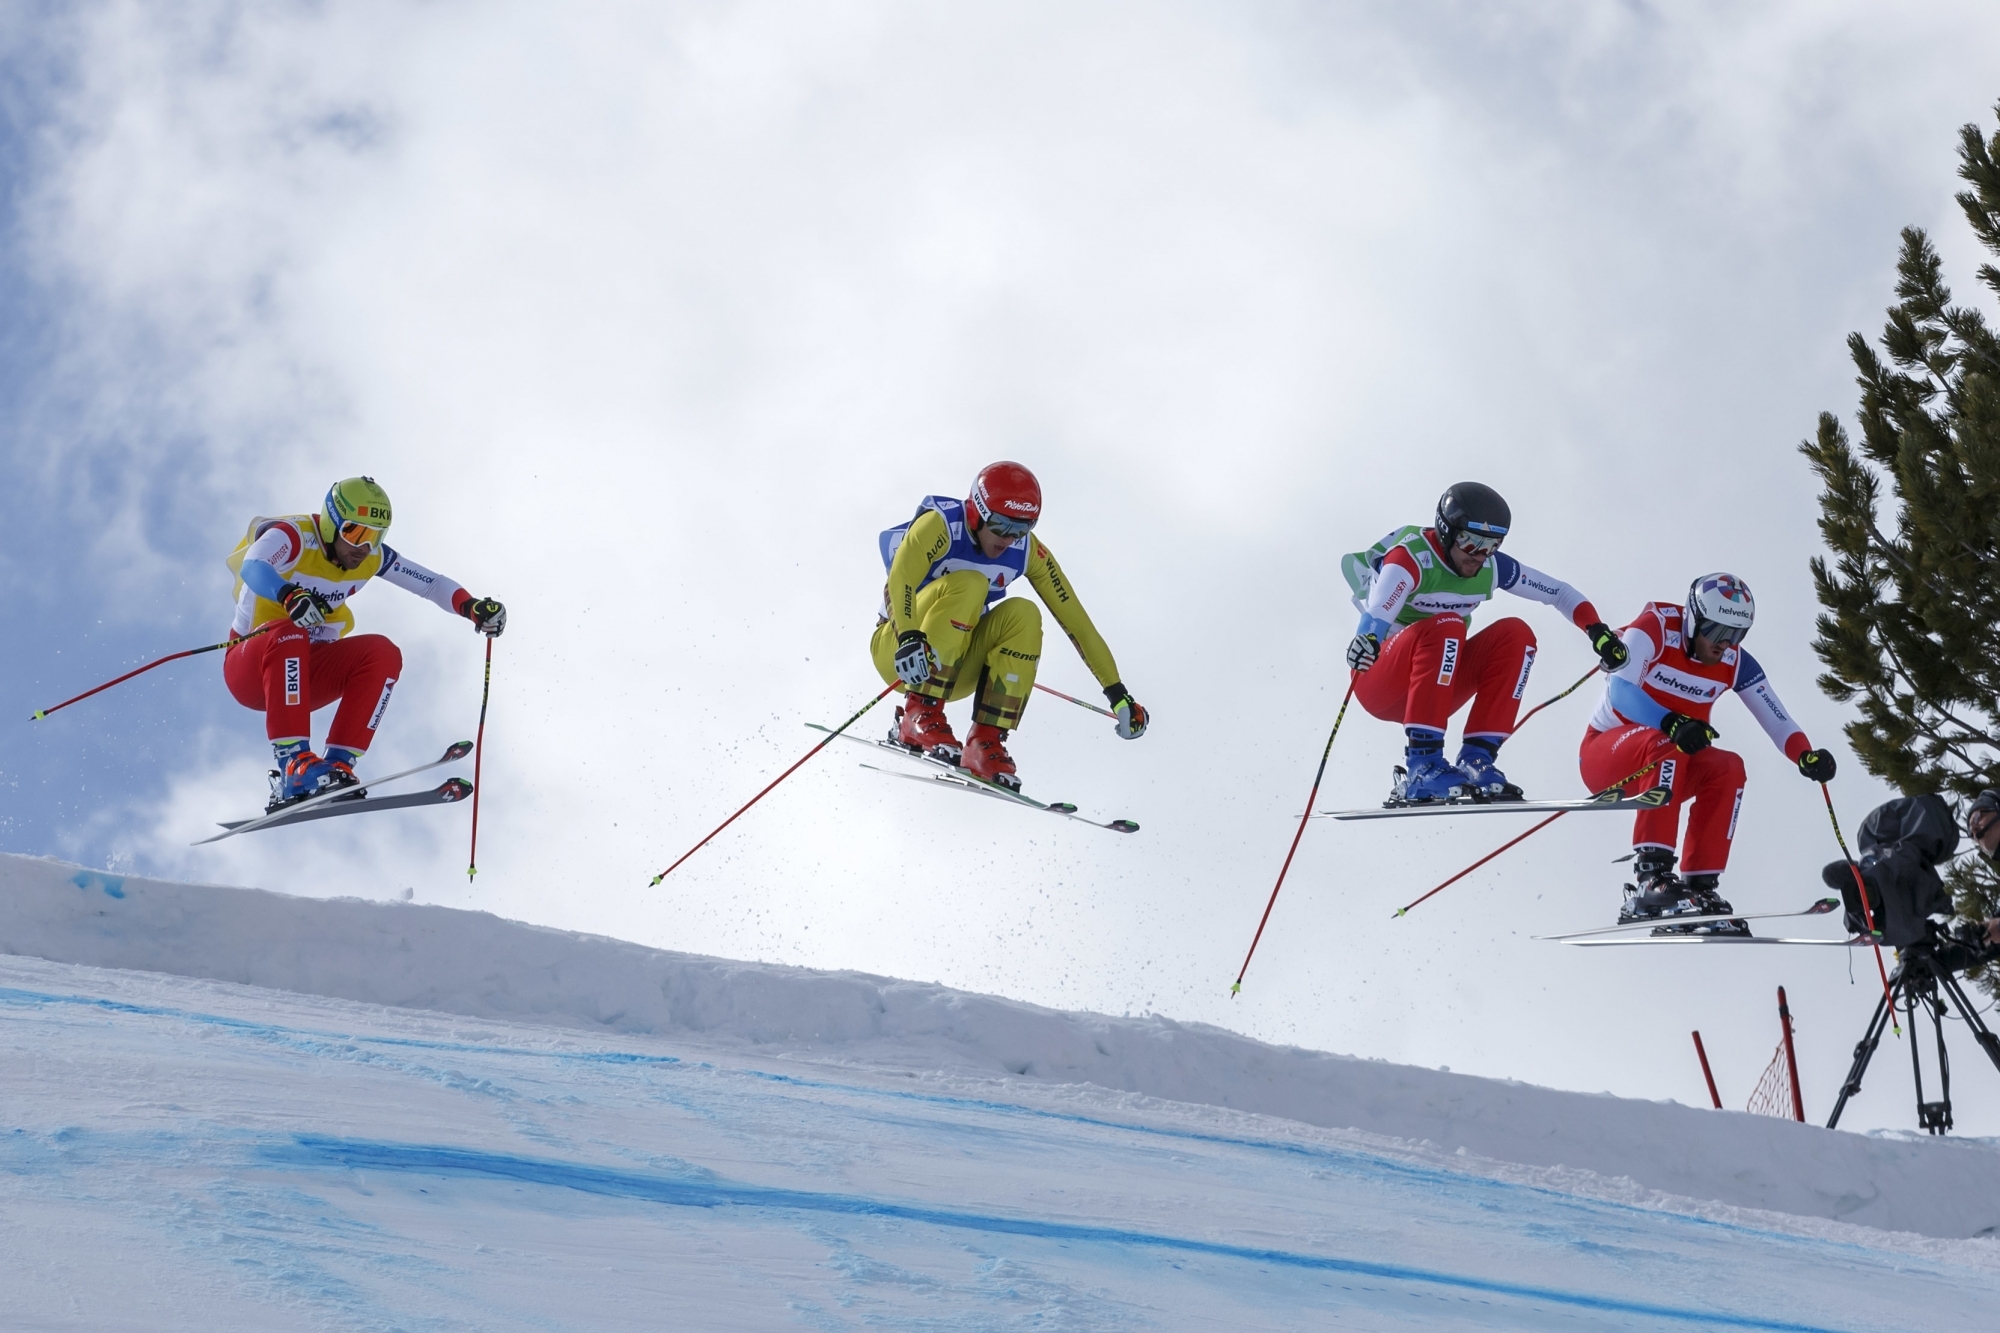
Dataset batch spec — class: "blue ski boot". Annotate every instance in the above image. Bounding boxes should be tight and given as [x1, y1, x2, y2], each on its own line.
[1390, 729, 1472, 804]
[266, 746, 360, 812]
[1456, 738, 1524, 801]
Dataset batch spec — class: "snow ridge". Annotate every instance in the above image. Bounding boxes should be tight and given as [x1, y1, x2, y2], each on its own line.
[6, 851, 2000, 1240]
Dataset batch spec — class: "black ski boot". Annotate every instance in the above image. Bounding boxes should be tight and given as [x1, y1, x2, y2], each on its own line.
[1616, 848, 1683, 925]
[1658, 873, 1750, 937]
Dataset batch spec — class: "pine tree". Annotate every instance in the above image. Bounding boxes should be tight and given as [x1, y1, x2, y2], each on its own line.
[1803, 103, 2000, 966]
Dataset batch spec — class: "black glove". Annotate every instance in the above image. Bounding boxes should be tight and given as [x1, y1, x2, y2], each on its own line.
[1797, 749, 1836, 782]
[1345, 632, 1380, 672]
[462, 596, 507, 637]
[893, 629, 934, 687]
[1584, 622, 1629, 672]
[1104, 682, 1148, 739]
[279, 582, 331, 628]
[1660, 711, 1717, 754]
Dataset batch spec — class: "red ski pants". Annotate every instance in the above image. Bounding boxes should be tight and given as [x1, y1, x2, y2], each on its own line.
[1353, 614, 1536, 739]
[1579, 723, 1745, 875]
[223, 621, 402, 753]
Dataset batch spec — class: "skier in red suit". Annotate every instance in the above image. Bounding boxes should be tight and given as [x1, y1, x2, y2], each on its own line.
[1580, 573, 1837, 932]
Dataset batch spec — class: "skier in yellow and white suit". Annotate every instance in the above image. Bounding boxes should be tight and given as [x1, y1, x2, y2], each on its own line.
[872, 461, 1148, 791]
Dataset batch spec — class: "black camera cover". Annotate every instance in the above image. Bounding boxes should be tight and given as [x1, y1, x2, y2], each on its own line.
[1822, 793, 1960, 947]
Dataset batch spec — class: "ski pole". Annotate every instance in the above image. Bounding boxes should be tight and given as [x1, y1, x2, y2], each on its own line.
[1392, 757, 1663, 917]
[30, 621, 277, 720]
[1033, 682, 1117, 719]
[1513, 665, 1599, 734]
[1821, 783, 1901, 1037]
[648, 682, 899, 887]
[467, 635, 494, 883]
[1231, 684, 1356, 996]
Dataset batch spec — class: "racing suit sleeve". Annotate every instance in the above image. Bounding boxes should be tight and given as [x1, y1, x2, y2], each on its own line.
[885, 508, 953, 636]
[1605, 627, 1669, 728]
[1494, 553, 1601, 629]
[1025, 538, 1122, 689]
[378, 545, 472, 616]
[1733, 650, 1812, 762]
[237, 521, 303, 601]
[1355, 544, 1420, 640]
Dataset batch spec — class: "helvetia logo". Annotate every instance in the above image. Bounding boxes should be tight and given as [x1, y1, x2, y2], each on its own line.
[368, 678, 397, 732]
[1437, 637, 1459, 686]
[284, 657, 301, 707]
[1511, 645, 1536, 700]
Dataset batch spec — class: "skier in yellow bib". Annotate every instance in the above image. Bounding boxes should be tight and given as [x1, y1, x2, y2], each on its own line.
[872, 461, 1148, 791]
[222, 477, 506, 811]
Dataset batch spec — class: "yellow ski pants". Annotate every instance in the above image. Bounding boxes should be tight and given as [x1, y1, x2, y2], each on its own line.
[871, 570, 1042, 729]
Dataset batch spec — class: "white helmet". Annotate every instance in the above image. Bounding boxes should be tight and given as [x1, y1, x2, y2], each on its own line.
[1688, 572, 1755, 646]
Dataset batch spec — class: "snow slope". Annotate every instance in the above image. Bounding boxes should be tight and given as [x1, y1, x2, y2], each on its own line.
[6, 852, 2000, 1329]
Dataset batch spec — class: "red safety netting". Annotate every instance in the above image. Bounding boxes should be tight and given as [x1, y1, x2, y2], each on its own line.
[1745, 1041, 1795, 1118]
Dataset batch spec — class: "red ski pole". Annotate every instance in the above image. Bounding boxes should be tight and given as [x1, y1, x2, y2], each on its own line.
[1033, 681, 1117, 719]
[1392, 757, 1663, 917]
[467, 636, 494, 882]
[648, 682, 899, 887]
[31, 621, 276, 721]
[1231, 684, 1356, 996]
[1821, 783, 1901, 1037]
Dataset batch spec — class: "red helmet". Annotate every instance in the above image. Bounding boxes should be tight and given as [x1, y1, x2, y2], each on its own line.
[968, 461, 1042, 538]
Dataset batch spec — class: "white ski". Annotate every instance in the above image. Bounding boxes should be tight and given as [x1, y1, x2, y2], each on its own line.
[1535, 897, 1843, 942]
[807, 724, 1139, 834]
[194, 741, 474, 845]
[1562, 934, 1872, 947]
[1318, 784, 1671, 821]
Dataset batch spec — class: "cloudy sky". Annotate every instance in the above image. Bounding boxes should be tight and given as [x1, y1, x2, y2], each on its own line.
[5, 0, 2000, 1133]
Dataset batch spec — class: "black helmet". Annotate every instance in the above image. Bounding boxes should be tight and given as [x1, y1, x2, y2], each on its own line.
[1435, 482, 1511, 552]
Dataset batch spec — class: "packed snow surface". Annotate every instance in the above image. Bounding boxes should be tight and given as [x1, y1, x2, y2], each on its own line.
[5, 853, 2000, 1329]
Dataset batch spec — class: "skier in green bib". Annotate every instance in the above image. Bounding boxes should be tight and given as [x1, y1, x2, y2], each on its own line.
[1342, 483, 1628, 803]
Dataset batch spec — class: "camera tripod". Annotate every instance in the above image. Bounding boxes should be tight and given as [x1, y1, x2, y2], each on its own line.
[1826, 938, 2000, 1133]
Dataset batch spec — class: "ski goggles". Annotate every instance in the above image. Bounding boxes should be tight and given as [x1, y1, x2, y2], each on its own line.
[336, 520, 385, 554]
[1692, 617, 1748, 648]
[1452, 529, 1504, 555]
[980, 511, 1037, 539]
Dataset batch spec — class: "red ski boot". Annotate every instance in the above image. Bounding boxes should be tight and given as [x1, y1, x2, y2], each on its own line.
[895, 693, 962, 764]
[962, 723, 1021, 792]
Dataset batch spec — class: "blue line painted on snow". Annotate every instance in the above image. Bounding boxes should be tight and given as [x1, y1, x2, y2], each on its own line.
[0, 981, 1902, 1265]
[262, 1134, 1853, 1332]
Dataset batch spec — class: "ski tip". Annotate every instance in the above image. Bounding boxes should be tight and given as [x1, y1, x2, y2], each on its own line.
[1110, 819, 1140, 833]
[446, 740, 475, 760]
[1809, 896, 1840, 914]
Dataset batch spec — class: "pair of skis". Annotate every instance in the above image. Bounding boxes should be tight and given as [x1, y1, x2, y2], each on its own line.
[807, 724, 1139, 834]
[193, 741, 475, 844]
[1322, 782, 1862, 946]
[1535, 897, 1868, 947]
